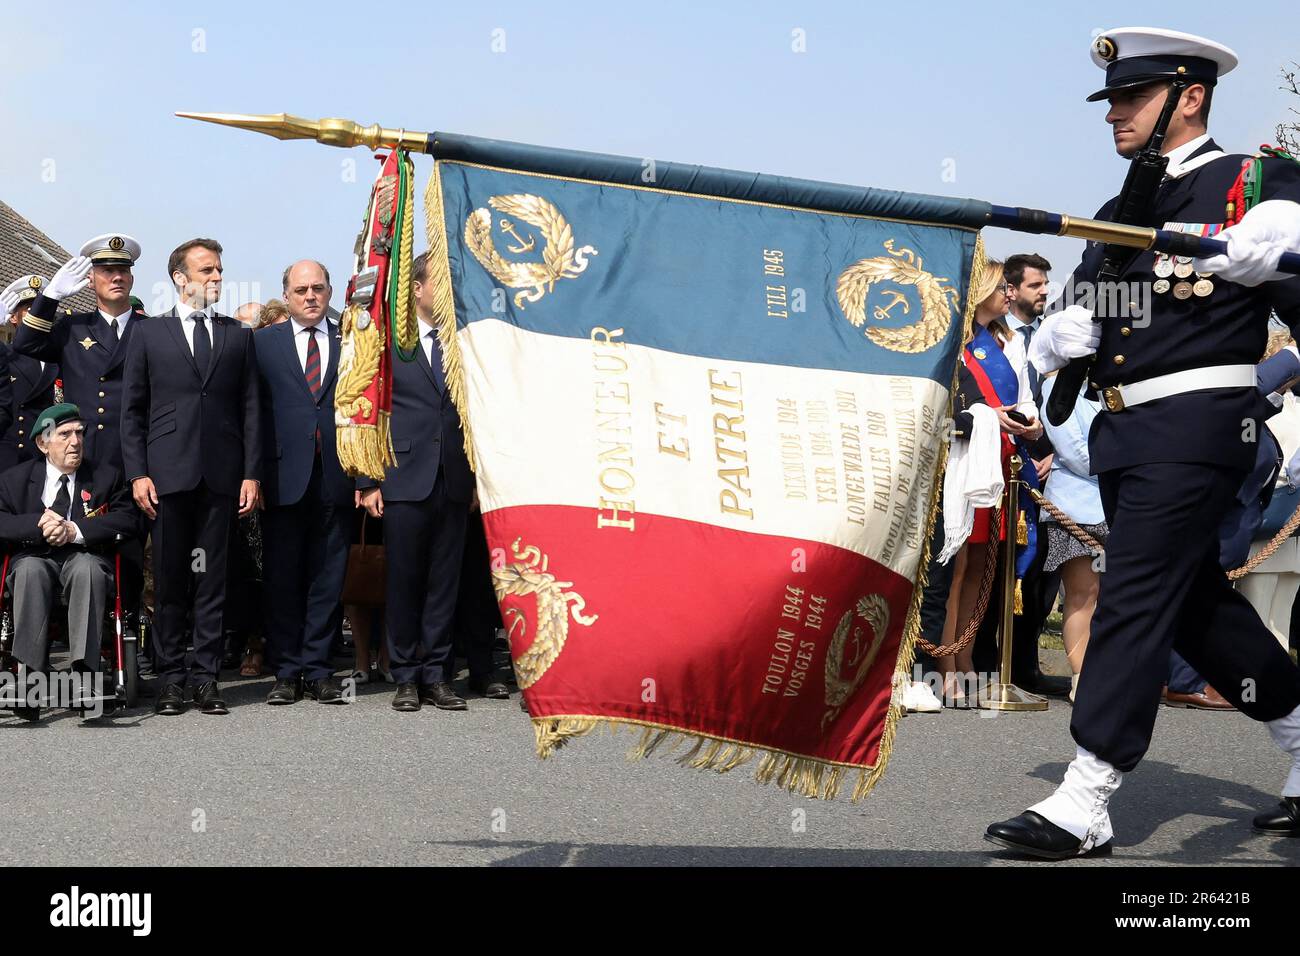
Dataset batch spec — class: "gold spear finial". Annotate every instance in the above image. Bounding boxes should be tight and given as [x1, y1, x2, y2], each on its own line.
[175, 111, 430, 153]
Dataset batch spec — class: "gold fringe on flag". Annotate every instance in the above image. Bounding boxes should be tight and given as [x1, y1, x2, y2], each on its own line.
[334, 302, 395, 478]
[423, 160, 478, 473]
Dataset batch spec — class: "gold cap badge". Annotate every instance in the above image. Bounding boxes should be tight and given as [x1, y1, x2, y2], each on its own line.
[1094, 36, 1117, 62]
[27, 276, 42, 289]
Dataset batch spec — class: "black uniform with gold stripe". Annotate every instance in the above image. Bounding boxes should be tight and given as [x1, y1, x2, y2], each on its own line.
[0, 344, 57, 472]
[15, 295, 147, 470]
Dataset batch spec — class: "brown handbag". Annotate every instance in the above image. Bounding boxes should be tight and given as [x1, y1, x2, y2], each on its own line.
[342, 514, 386, 607]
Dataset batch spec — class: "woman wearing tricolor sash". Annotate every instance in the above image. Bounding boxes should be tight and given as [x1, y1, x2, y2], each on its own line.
[937, 259, 1042, 706]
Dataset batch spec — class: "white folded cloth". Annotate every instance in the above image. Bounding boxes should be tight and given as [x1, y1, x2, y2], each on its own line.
[939, 404, 1003, 565]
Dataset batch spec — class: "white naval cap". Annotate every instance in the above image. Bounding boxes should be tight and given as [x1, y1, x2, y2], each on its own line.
[79, 233, 141, 266]
[2, 274, 49, 312]
[1088, 27, 1238, 102]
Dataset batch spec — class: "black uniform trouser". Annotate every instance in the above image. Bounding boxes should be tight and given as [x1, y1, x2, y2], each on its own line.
[384, 474, 468, 685]
[455, 509, 503, 681]
[1072, 462, 1300, 771]
[262, 459, 349, 682]
[152, 482, 234, 688]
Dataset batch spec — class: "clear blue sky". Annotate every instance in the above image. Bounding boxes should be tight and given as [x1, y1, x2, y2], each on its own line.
[3, 0, 1298, 311]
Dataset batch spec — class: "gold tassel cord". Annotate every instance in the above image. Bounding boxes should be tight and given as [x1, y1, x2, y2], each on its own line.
[392, 153, 419, 355]
[423, 161, 477, 473]
[1014, 579, 1024, 616]
[1016, 509, 1028, 546]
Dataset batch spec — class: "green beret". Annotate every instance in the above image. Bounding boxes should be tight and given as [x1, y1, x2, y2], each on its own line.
[32, 403, 83, 439]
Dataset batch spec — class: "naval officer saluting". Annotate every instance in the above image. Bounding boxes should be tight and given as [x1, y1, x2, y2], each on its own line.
[0, 275, 57, 471]
[986, 26, 1300, 858]
[14, 234, 148, 471]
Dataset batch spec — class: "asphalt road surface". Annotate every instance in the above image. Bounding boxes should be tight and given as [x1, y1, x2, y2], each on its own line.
[4, 656, 1297, 867]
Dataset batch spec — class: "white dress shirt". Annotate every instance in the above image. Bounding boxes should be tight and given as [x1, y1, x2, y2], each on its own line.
[42, 460, 84, 545]
[175, 300, 215, 356]
[1163, 132, 1220, 180]
[418, 318, 438, 367]
[98, 307, 133, 340]
[290, 317, 332, 379]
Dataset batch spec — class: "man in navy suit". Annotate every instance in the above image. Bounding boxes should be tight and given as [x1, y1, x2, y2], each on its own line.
[13, 235, 150, 470]
[120, 238, 262, 717]
[358, 251, 474, 713]
[256, 260, 352, 705]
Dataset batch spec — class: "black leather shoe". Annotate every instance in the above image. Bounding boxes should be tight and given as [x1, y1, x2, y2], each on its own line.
[1252, 797, 1300, 836]
[304, 676, 348, 704]
[266, 678, 302, 705]
[421, 681, 467, 710]
[392, 682, 421, 712]
[154, 683, 186, 716]
[984, 811, 1112, 860]
[469, 675, 510, 699]
[13, 704, 41, 722]
[193, 680, 229, 716]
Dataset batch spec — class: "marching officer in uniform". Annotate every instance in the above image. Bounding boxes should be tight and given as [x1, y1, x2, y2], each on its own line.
[987, 27, 1300, 858]
[14, 234, 148, 470]
[0, 276, 57, 471]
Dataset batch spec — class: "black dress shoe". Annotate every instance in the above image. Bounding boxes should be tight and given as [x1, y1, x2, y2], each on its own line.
[469, 675, 510, 699]
[1252, 797, 1300, 836]
[304, 676, 348, 704]
[392, 682, 421, 712]
[984, 810, 1112, 860]
[266, 678, 302, 705]
[421, 681, 468, 710]
[193, 680, 229, 716]
[13, 705, 41, 722]
[154, 683, 186, 717]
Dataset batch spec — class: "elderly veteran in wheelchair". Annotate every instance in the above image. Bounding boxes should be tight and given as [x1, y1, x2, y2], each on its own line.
[0, 404, 138, 719]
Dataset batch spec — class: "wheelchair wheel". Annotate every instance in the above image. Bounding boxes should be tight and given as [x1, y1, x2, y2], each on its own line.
[122, 637, 139, 708]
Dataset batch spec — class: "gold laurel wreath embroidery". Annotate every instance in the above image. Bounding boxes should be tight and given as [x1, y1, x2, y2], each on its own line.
[822, 594, 891, 728]
[836, 240, 960, 354]
[493, 538, 599, 690]
[334, 304, 380, 422]
[464, 194, 598, 309]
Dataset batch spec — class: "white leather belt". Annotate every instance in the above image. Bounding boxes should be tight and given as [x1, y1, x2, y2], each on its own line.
[1098, 364, 1257, 412]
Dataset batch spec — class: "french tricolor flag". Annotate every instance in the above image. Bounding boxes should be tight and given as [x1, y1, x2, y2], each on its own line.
[425, 136, 981, 800]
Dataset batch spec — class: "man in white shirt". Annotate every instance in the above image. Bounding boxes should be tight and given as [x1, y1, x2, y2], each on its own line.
[255, 260, 352, 705]
[0, 403, 139, 720]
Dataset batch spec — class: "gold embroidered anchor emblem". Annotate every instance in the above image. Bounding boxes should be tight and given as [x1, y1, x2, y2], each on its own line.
[498, 218, 535, 254]
[872, 289, 910, 321]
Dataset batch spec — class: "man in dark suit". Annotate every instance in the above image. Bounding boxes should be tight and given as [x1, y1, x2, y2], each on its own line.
[256, 260, 352, 705]
[0, 275, 56, 471]
[121, 238, 262, 717]
[0, 404, 139, 721]
[358, 251, 474, 713]
[12, 235, 149, 470]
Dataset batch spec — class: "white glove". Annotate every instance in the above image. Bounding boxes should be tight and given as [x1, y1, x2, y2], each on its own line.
[1193, 199, 1300, 286]
[1028, 305, 1100, 374]
[1287, 446, 1300, 490]
[0, 288, 19, 319]
[45, 255, 92, 300]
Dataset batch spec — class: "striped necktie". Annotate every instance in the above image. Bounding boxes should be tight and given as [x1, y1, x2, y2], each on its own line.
[304, 326, 322, 398]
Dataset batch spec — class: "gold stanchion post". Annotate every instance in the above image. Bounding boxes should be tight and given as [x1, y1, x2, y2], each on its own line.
[981, 455, 1048, 712]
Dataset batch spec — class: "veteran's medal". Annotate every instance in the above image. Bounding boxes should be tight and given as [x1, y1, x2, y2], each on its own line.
[1173, 281, 1194, 300]
[1193, 279, 1214, 297]
[1174, 261, 1195, 279]
[1153, 278, 1171, 294]
[1153, 258, 1175, 278]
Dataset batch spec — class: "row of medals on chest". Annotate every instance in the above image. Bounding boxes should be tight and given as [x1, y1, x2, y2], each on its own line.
[1152, 253, 1213, 300]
